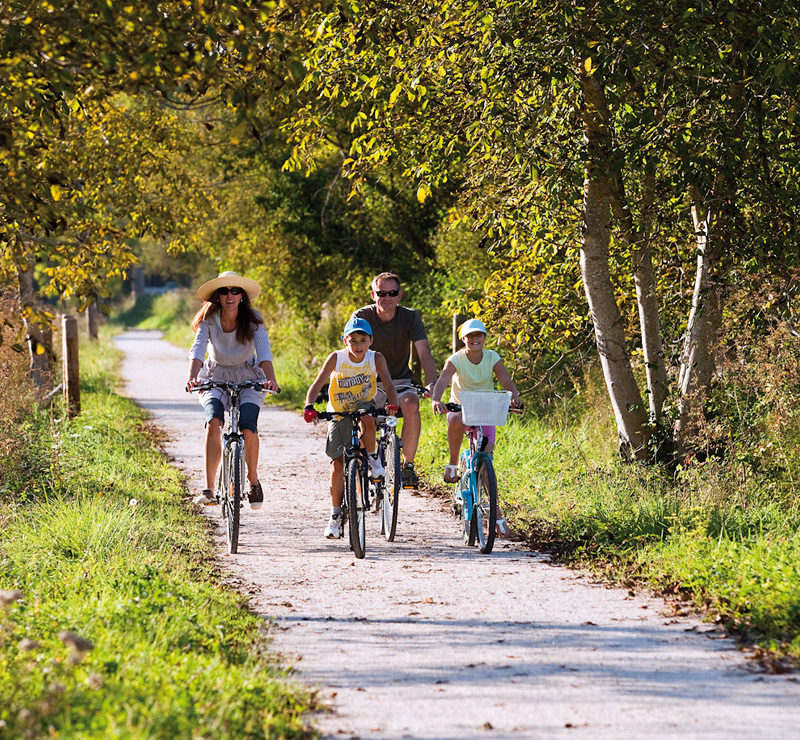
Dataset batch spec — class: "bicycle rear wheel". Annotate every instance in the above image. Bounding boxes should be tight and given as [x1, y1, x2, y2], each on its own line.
[225, 440, 243, 554]
[346, 457, 366, 559]
[474, 455, 497, 554]
[382, 432, 401, 541]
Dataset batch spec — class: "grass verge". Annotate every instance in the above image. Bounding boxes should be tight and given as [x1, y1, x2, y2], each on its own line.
[0, 332, 315, 739]
[417, 399, 800, 670]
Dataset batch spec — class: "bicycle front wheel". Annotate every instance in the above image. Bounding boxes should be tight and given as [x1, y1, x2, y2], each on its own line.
[382, 432, 401, 541]
[346, 457, 366, 559]
[225, 440, 243, 554]
[474, 455, 497, 554]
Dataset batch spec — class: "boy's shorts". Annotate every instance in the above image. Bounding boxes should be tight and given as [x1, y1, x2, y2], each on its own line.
[326, 402, 374, 460]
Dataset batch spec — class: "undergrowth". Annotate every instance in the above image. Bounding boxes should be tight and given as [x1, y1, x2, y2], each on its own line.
[0, 331, 314, 738]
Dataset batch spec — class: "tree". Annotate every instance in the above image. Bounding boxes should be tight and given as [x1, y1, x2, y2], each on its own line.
[280, 0, 800, 460]
[0, 0, 308, 380]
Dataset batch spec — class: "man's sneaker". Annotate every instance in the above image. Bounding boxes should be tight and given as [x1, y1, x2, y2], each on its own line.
[248, 482, 264, 510]
[401, 462, 419, 489]
[193, 489, 216, 505]
[369, 453, 385, 479]
[324, 513, 343, 539]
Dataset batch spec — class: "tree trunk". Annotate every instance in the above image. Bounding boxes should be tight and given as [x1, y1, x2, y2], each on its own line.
[580, 70, 649, 460]
[674, 184, 721, 445]
[610, 170, 668, 424]
[16, 255, 54, 389]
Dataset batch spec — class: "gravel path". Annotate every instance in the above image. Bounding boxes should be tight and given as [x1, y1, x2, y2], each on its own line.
[114, 329, 800, 740]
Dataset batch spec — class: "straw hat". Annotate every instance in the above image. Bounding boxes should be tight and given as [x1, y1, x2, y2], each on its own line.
[197, 271, 261, 302]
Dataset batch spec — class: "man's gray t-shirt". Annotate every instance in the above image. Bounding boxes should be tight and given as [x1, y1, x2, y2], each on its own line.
[352, 304, 427, 381]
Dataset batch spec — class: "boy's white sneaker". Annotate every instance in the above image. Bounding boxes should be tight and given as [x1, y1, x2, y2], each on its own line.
[369, 453, 385, 479]
[324, 514, 343, 539]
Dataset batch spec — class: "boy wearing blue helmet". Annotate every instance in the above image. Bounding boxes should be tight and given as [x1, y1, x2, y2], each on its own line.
[304, 317, 398, 539]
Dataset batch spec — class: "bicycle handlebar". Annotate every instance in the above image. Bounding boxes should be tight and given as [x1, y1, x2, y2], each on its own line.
[187, 379, 280, 394]
[314, 406, 393, 421]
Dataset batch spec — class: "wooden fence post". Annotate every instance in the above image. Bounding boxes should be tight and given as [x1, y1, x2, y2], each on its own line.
[453, 313, 467, 353]
[62, 315, 80, 418]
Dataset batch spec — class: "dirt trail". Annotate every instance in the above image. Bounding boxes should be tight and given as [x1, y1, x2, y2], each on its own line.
[114, 329, 800, 740]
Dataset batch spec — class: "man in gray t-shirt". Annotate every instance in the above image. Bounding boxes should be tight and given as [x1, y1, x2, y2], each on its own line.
[352, 272, 438, 488]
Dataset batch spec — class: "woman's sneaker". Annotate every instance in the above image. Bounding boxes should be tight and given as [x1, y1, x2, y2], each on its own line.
[324, 513, 343, 539]
[193, 489, 216, 505]
[248, 482, 264, 510]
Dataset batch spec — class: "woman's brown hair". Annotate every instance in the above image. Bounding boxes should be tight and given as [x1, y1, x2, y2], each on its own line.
[191, 290, 264, 343]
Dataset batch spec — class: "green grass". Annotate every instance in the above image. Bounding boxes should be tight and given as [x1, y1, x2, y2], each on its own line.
[416, 401, 800, 666]
[0, 335, 314, 739]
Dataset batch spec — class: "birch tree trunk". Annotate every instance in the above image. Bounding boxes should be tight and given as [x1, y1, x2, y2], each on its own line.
[610, 170, 668, 425]
[580, 70, 649, 460]
[674, 184, 721, 445]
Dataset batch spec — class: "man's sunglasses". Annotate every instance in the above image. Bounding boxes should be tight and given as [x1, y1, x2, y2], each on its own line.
[374, 289, 399, 297]
[218, 287, 244, 296]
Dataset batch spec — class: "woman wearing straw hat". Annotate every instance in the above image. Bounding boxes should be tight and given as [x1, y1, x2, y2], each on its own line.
[186, 271, 278, 509]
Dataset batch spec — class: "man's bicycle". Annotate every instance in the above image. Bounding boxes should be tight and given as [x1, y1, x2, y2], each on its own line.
[372, 412, 401, 541]
[443, 391, 513, 555]
[189, 379, 276, 555]
[315, 406, 389, 559]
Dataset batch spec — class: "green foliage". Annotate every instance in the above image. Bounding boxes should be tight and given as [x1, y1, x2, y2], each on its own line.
[0, 338, 314, 738]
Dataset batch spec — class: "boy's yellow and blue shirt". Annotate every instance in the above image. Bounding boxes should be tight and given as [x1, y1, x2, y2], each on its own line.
[328, 349, 378, 412]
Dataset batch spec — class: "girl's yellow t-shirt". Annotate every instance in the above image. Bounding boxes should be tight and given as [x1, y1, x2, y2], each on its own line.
[328, 349, 378, 412]
[448, 349, 500, 403]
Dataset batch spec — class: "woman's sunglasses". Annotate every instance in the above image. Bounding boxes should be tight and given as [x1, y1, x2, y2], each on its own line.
[218, 287, 244, 296]
[375, 289, 399, 297]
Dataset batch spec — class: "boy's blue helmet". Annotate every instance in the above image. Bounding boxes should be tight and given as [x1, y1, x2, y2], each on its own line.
[342, 317, 373, 337]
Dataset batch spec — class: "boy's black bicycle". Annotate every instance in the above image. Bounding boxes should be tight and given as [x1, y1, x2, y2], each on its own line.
[315, 406, 391, 559]
[189, 379, 276, 554]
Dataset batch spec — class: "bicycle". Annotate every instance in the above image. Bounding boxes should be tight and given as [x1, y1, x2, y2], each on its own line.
[372, 412, 401, 541]
[442, 391, 514, 555]
[315, 405, 389, 559]
[189, 379, 277, 555]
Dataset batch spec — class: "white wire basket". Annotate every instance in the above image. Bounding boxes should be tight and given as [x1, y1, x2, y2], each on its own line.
[458, 390, 512, 426]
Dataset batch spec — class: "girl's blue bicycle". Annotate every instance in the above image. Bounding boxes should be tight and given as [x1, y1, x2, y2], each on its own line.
[444, 402, 499, 554]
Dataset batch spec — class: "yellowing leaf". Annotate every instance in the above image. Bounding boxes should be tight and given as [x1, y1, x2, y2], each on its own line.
[50, 184, 61, 201]
[416, 182, 431, 204]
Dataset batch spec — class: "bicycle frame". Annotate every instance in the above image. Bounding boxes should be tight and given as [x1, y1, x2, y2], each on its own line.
[457, 425, 490, 522]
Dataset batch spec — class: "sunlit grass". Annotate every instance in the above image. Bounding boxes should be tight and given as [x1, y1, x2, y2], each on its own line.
[0, 335, 314, 738]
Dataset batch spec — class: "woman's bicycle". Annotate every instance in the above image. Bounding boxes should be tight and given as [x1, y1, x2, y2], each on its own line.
[315, 406, 390, 559]
[189, 379, 276, 555]
[443, 391, 514, 555]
